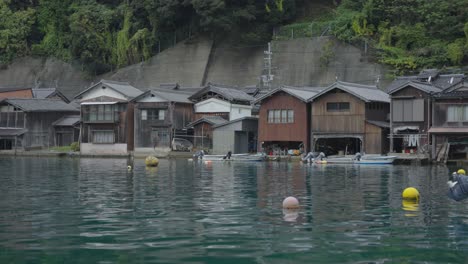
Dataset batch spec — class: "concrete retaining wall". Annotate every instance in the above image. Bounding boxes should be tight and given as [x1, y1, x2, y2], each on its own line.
[80, 143, 128, 155]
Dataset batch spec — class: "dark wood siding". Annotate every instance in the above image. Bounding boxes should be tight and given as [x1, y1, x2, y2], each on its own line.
[365, 122, 383, 154]
[257, 92, 309, 151]
[312, 91, 365, 133]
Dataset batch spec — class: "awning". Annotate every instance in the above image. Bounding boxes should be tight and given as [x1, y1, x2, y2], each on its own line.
[428, 127, 468, 134]
[81, 101, 118, 105]
[393, 126, 419, 133]
[0, 128, 27, 137]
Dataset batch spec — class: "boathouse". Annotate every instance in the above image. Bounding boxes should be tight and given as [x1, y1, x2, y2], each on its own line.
[309, 81, 390, 155]
[212, 116, 258, 154]
[254, 86, 322, 154]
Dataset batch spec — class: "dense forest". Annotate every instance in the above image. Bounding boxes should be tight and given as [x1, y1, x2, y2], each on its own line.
[0, 0, 467, 75]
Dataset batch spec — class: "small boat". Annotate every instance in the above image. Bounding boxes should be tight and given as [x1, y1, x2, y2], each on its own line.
[325, 153, 396, 165]
[193, 151, 266, 162]
[302, 152, 396, 165]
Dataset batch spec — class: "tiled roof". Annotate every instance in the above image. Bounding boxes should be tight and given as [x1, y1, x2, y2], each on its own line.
[186, 115, 227, 127]
[188, 83, 255, 103]
[52, 115, 80, 126]
[213, 116, 258, 129]
[133, 89, 193, 104]
[32, 88, 56, 99]
[366, 120, 390, 128]
[4, 99, 79, 112]
[253, 86, 323, 104]
[386, 71, 464, 93]
[74, 80, 143, 100]
[310, 81, 389, 103]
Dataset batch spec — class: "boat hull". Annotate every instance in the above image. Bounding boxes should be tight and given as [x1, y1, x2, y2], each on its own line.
[316, 155, 396, 165]
[200, 153, 266, 162]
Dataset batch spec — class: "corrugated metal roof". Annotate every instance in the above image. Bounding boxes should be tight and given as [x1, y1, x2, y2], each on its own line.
[52, 115, 80, 126]
[5, 99, 79, 112]
[310, 81, 389, 103]
[366, 120, 390, 128]
[213, 116, 258, 129]
[189, 83, 255, 103]
[0, 128, 27, 136]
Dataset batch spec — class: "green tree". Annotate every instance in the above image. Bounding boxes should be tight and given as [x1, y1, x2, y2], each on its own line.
[0, 0, 35, 63]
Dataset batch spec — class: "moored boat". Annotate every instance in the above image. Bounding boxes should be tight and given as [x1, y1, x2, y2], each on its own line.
[193, 151, 266, 162]
[325, 155, 396, 164]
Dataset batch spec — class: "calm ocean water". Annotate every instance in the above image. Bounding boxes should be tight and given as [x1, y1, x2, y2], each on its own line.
[0, 157, 467, 263]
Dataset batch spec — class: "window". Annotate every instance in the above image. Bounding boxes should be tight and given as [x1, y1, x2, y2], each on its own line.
[83, 104, 115, 122]
[142, 109, 166, 121]
[268, 110, 274, 123]
[288, 110, 294, 123]
[327, 102, 350, 112]
[447, 105, 468, 122]
[267, 109, 294, 123]
[392, 99, 424, 122]
[92, 130, 114, 144]
[281, 110, 288, 123]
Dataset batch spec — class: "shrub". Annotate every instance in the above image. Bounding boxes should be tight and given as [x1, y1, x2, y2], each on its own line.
[70, 142, 80, 152]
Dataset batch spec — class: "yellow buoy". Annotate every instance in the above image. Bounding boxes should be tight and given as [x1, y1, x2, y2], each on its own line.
[402, 187, 420, 201]
[145, 156, 159, 167]
[458, 169, 466, 175]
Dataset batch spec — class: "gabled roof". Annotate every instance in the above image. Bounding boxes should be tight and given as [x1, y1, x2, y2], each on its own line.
[387, 80, 443, 95]
[2, 98, 79, 112]
[186, 115, 227, 128]
[188, 83, 255, 103]
[74, 80, 143, 100]
[253, 86, 323, 104]
[386, 71, 464, 93]
[366, 120, 390, 128]
[32, 88, 70, 103]
[52, 115, 80, 126]
[132, 89, 192, 104]
[308, 81, 389, 103]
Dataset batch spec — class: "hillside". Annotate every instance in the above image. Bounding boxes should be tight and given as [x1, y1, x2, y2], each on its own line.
[1, 0, 466, 76]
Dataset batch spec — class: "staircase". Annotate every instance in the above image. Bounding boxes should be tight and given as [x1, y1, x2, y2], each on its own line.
[436, 141, 450, 163]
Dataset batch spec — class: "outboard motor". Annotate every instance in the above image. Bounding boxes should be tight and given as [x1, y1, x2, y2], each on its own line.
[301, 152, 325, 163]
[193, 150, 205, 160]
[447, 171, 468, 201]
[223, 151, 232, 160]
[354, 152, 362, 161]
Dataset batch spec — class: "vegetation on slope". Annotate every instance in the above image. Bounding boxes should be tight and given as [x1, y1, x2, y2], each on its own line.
[0, 0, 467, 75]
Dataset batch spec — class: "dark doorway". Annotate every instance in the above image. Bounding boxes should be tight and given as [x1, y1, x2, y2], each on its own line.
[0, 139, 13, 150]
[315, 137, 361, 156]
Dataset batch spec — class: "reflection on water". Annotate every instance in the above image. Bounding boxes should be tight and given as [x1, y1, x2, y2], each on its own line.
[0, 157, 468, 263]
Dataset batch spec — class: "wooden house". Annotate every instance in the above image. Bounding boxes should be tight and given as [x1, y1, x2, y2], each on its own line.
[309, 81, 390, 155]
[429, 81, 468, 160]
[186, 115, 227, 150]
[187, 83, 254, 151]
[0, 98, 79, 150]
[52, 115, 80, 146]
[131, 89, 194, 154]
[74, 80, 143, 155]
[387, 70, 464, 154]
[254, 86, 322, 154]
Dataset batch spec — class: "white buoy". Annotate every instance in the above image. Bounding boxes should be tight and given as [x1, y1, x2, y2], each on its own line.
[282, 196, 300, 209]
[127, 165, 132, 170]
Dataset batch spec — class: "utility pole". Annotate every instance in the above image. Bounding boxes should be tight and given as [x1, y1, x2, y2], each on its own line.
[262, 42, 274, 89]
